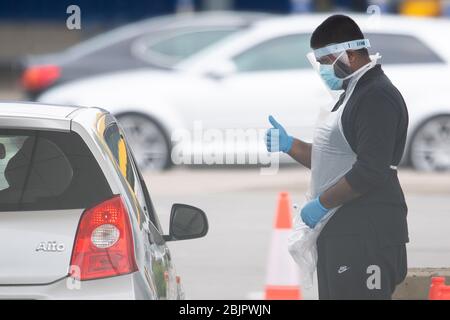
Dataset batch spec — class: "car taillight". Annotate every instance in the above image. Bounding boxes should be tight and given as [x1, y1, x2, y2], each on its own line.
[21, 64, 61, 91]
[70, 195, 137, 280]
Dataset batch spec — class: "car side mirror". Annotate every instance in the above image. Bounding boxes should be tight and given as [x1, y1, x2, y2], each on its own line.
[163, 204, 208, 241]
[204, 61, 236, 80]
[0, 143, 5, 159]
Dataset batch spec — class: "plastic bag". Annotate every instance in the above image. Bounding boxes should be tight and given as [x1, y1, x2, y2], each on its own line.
[288, 202, 339, 289]
[287, 212, 319, 289]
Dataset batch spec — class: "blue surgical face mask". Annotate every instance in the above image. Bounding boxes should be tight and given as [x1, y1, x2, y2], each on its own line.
[319, 64, 343, 90]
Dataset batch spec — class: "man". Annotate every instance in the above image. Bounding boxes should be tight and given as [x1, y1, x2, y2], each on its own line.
[265, 15, 409, 299]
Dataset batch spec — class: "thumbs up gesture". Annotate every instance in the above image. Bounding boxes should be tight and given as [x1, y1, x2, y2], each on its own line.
[265, 115, 293, 153]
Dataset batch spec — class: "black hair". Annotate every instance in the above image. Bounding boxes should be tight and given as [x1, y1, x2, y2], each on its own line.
[310, 14, 369, 56]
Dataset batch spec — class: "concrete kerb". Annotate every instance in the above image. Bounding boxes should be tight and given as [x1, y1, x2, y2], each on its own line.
[393, 268, 450, 300]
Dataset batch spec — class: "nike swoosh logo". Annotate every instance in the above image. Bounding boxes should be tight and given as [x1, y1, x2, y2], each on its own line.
[338, 266, 350, 274]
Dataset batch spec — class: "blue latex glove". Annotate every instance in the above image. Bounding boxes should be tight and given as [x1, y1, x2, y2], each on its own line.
[265, 115, 293, 153]
[300, 197, 329, 228]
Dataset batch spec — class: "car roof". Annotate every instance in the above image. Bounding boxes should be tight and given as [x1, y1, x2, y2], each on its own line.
[0, 101, 108, 132]
[251, 13, 450, 36]
[0, 101, 83, 120]
[63, 11, 274, 55]
[107, 10, 274, 30]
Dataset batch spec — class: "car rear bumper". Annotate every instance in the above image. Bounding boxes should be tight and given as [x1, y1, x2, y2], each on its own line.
[0, 272, 152, 300]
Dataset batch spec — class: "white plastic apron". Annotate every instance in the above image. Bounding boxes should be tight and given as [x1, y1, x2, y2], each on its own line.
[288, 56, 380, 288]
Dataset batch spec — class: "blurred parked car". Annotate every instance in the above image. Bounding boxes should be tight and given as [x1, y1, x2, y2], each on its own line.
[0, 102, 208, 299]
[20, 11, 271, 99]
[38, 14, 450, 172]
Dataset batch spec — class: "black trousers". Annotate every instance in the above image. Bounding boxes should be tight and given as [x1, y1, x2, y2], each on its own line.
[317, 233, 407, 300]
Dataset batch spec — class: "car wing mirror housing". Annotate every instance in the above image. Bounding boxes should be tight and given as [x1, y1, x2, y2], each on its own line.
[163, 204, 208, 241]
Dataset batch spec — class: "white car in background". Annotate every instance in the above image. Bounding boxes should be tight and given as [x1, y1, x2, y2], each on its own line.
[38, 14, 450, 171]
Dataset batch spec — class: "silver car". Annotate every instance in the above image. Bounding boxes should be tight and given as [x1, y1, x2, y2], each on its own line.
[0, 101, 208, 299]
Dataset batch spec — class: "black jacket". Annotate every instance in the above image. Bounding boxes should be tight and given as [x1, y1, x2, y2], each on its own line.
[321, 64, 409, 247]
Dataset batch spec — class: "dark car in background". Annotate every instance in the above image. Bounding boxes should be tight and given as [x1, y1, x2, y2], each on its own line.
[20, 11, 271, 99]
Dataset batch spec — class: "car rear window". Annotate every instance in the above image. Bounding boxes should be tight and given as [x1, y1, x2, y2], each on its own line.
[0, 129, 112, 211]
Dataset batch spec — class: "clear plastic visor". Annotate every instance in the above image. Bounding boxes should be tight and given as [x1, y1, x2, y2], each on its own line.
[307, 50, 353, 79]
[307, 38, 371, 79]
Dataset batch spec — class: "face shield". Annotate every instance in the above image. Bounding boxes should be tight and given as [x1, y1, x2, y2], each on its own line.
[307, 39, 372, 95]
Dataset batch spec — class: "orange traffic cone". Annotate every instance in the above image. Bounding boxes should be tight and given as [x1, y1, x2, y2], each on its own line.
[429, 277, 450, 300]
[264, 192, 302, 300]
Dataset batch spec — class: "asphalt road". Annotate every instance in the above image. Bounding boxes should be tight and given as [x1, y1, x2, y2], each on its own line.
[143, 167, 450, 300]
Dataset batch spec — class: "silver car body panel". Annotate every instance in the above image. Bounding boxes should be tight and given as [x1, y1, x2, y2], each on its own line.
[0, 272, 152, 300]
[0, 101, 76, 131]
[0, 209, 83, 285]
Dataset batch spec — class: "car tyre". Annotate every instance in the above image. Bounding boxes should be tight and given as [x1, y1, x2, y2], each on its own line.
[116, 112, 172, 171]
[409, 115, 450, 172]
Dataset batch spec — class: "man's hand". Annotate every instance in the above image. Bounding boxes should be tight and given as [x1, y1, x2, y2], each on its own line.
[300, 197, 330, 228]
[265, 115, 293, 153]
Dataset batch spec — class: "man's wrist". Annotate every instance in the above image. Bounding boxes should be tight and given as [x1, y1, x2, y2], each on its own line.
[317, 195, 330, 211]
[284, 135, 294, 153]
